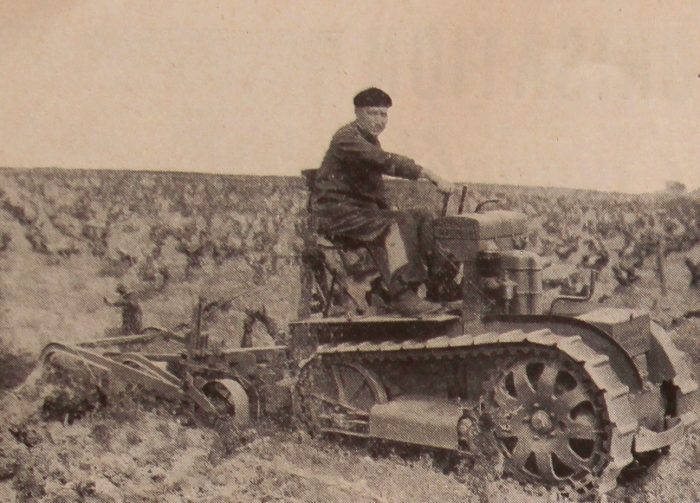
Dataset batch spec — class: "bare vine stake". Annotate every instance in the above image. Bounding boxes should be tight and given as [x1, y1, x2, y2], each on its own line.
[656, 237, 667, 296]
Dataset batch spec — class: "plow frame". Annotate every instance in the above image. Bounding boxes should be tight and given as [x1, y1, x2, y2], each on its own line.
[40, 317, 288, 424]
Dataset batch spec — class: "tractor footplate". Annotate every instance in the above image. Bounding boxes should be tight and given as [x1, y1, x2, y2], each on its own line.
[369, 395, 462, 450]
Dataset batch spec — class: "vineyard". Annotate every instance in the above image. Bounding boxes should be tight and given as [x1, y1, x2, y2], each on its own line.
[1, 167, 700, 502]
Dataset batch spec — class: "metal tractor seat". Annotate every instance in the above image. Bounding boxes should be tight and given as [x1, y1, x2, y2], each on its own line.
[301, 169, 385, 318]
[303, 233, 384, 318]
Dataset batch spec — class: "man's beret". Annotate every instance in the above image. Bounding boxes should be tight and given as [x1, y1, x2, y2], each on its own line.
[353, 87, 392, 108]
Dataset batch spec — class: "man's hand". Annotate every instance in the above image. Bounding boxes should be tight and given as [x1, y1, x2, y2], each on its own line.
[421, 167, 455, 194]
[433, 177, 455, 194]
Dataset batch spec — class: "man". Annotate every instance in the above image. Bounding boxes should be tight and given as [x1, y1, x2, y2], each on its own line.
[104, 284, 143, 335]
[310, 87, 455, 316]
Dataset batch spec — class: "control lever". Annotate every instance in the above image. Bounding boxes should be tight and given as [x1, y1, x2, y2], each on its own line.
[441, 185, 468, 217]
[457, 186, 468, 214]
[441, 191, 451, 217]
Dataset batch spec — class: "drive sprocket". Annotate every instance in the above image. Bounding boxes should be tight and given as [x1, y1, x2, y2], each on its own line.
[482, 348, 610, 494]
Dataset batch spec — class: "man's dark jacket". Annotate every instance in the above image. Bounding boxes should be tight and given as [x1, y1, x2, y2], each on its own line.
[311, 121, 423, 243]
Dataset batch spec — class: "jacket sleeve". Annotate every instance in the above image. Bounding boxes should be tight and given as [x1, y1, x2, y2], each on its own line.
[334, 128, 422, 180]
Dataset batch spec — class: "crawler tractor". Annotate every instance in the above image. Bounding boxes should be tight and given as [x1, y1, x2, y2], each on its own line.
[37, 174, 699, 498]
[291, 176, 700, 497]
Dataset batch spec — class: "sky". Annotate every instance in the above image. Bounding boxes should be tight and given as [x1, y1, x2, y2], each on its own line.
[0, 0, 699, 193]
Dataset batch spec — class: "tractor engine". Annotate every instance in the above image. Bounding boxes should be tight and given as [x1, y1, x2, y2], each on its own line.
[434, 210, 543, 316]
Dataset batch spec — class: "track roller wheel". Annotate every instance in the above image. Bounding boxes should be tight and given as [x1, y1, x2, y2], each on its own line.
[483, 351, 610, 491]
[295, 358, 387, 436]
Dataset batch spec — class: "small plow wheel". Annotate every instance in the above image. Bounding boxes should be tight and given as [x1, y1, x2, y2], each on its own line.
[202, 379, 250, 427]
[484, 351, 610, 489]
[295, 358, 387, 435]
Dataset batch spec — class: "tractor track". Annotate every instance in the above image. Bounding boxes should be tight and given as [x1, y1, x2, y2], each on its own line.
[295, 327, 639, 496]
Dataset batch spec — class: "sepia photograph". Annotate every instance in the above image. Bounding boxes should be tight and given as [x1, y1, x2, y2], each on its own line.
[1, 1, 700, 501]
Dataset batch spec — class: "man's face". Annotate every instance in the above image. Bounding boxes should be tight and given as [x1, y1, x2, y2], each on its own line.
[355, 106, 388, 136]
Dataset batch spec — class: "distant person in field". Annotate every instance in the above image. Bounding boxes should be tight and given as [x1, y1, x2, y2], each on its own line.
[103, 284, 143, 335]
[310, 87, 457, 316]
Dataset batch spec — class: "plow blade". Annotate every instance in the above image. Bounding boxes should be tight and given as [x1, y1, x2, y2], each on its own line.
[40, 342, 189, 403]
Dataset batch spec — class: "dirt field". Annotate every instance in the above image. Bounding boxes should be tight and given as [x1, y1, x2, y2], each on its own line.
[2, 170, 700, 502]
[0, 251, 545, 503]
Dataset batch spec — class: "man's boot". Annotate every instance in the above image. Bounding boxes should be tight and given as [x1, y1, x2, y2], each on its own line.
[365, 277, 391, 314]
[382, 223, 443, 316]
[389, 288, 444, 317]
[388, 272, 443, 317]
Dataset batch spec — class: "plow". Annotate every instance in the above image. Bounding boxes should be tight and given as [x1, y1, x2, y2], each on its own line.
[40, 316, 288, 427]
[32, 178, 700, 500]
